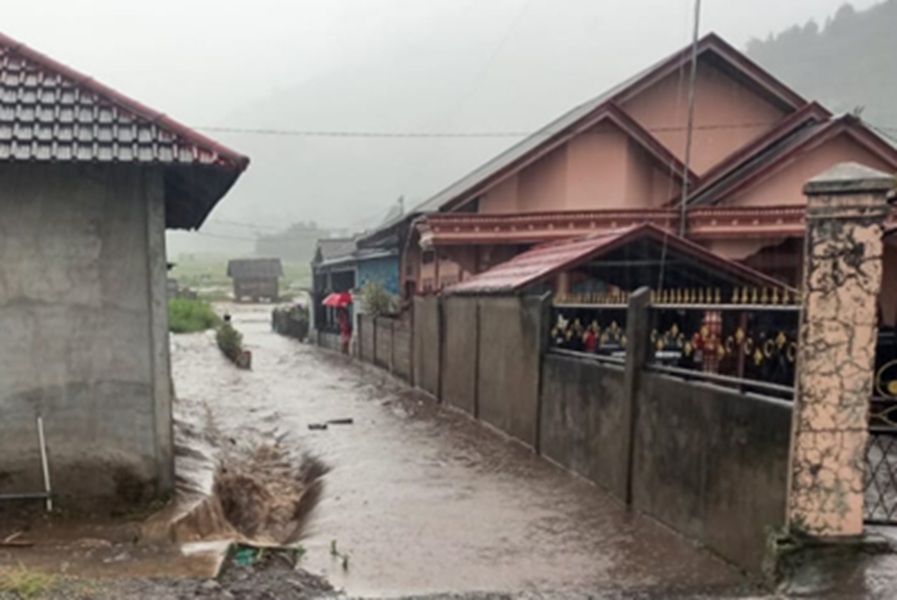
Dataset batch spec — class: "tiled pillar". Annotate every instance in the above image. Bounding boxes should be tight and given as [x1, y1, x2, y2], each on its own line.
[787, 163, 894, 537]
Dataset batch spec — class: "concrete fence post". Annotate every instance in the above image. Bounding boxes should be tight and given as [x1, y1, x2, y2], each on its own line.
[622, 287, 651, 506]
[787, 163, 893, 538]
[357, 316, 364, 361]
[389, 318, 396, 374]
[372, 316, 378, 367]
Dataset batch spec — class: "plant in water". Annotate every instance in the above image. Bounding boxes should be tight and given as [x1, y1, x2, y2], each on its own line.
[168, 298, 222, 333]
[216, 322, 244, 362]
[360, 280, 394, 317]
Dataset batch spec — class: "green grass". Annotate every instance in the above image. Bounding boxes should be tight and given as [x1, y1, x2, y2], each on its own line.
[168, 298, 222, 333]
[170, 255, 312, 301]
[0, 567, 59, 598]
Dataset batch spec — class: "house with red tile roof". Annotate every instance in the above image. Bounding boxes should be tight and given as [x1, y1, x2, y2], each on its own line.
[376, 33, 897, 324]
[0, 32, 248, 508]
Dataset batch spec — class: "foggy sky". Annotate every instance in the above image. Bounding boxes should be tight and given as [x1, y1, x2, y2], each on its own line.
[4, 0, 882, 256]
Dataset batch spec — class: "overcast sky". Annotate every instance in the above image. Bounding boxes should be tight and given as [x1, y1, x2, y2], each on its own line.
[4, 0, 880, 124]
[3, 0, 884, 253]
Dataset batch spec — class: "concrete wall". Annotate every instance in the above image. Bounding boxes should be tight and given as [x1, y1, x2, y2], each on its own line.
[374, 318, 392, 370]
[393, 323, 412, 381]
[317, 330, 343, 353]
[0, 163, 172, 508]
[441, 296, 479, 416]
[632, 373, 792, 571]
[413, 296, 441, 397]
[540, 354, 628, 499]
[476, 296, 544, 448]
[359, 317, 376, 361]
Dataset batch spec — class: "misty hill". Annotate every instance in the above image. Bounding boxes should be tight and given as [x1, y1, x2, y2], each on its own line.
[748, 1, 897, 131]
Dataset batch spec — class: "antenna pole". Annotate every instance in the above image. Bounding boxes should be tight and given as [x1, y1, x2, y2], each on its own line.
[679, 0, 702, 237]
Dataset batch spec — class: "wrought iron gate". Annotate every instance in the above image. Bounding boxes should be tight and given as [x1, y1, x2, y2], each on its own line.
[865, 328, 897, 526]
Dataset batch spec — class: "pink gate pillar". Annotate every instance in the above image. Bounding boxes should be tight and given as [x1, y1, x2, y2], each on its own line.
[787, 162, 894, 537]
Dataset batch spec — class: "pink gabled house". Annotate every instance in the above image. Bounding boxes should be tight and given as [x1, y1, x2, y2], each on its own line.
[401, 33, 897, 323]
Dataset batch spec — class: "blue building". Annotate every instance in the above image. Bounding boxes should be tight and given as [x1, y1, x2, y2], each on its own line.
[356, 248, 400, 296]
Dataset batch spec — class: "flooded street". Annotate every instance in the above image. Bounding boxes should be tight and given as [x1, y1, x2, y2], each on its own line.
[172, 305, 750, 598]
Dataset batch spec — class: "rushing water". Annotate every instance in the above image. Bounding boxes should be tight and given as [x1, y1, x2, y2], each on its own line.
[171, 305, 748, 598]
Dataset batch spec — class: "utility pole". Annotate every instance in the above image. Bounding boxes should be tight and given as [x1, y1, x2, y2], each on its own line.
[679, 0, 702, 237]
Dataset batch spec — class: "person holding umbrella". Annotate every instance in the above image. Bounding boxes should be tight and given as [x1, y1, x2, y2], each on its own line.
[322, 292, 353, 354]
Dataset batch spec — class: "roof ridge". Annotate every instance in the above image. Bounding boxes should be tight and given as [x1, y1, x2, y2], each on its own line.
[397, 32, 806, 222]
[0, 30, 248, 170]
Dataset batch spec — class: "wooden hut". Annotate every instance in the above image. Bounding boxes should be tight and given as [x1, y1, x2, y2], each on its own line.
[227, 258, 283, 302]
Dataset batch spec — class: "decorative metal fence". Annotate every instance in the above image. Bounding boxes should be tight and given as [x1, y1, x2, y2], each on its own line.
[551, 293, 630, 365]
[646, 288, 800, 398]
[550, 288, 801, 397]
[865, 328, 897, 526]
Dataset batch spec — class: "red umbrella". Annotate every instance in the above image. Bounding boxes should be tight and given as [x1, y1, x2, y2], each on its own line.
[322, 292, 353, 307]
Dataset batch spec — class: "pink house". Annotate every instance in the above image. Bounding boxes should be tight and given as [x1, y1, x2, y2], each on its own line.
[401, 34, 897, 323]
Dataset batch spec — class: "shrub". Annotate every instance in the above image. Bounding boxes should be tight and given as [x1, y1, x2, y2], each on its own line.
[169, 298, 221, 333]
[360, 281, 394, 317]
[216, 323, 244, 361]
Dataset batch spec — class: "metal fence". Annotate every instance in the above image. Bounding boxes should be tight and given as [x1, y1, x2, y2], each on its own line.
[646, 293, 800, 398]
[551, 288, 801, 397]
[865, 328, 897, 526]
[550, 293, 629, 365]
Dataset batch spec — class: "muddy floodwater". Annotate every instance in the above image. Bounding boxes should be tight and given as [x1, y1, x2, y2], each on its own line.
[172, 305, 751, 598]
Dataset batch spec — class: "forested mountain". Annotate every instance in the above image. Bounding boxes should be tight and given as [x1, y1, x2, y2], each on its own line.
[748, 1, 897, 135]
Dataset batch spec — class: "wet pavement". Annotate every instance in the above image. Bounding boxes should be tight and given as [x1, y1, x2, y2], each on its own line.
[171, 304, 761, 598]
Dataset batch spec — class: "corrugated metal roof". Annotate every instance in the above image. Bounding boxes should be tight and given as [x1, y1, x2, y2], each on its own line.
[447, 229, 636, 295]
[0, 32, 248, 229]
[227, 258, 283, 279]
[316, 237, 358, 262]
[446, 223, 789, 295]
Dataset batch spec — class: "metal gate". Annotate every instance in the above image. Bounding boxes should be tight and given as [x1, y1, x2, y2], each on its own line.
[865, 328, 897, 525]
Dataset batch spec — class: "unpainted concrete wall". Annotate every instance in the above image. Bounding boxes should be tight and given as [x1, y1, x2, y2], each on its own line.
[358, 316, 375, 361]
[317, 330, 343, 353]
[632, 372, 791, 571]
[0, 163, 172, 508]
[374, 318, 392, 370]
[413, 296, 441, 397]
[539, 354, 628, 498]
[392, 321, 412, 381]
[476, 296, 544, 448]
[441, 296, 478, 416]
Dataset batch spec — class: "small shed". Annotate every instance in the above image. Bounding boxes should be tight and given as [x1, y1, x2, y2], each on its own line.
[227, 258, 284, 302]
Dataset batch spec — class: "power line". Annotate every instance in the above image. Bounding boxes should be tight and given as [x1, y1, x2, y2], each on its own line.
[679, 0, 702, 236]
[181, 231, 260, 242]
[193, 120, 777, 139]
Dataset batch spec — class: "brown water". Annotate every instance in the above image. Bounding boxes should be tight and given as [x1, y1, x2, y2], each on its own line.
[171, 305, 750, 598]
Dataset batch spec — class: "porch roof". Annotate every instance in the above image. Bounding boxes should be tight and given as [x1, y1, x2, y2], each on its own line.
[444, 223, 790, 296]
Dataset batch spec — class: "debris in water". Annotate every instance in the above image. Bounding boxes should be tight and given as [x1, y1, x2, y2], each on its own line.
[308, 418, 354, 430]
[233, 545, 259, 566]
[0, 531, 32, 547]
[213, 444, 329, 545]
